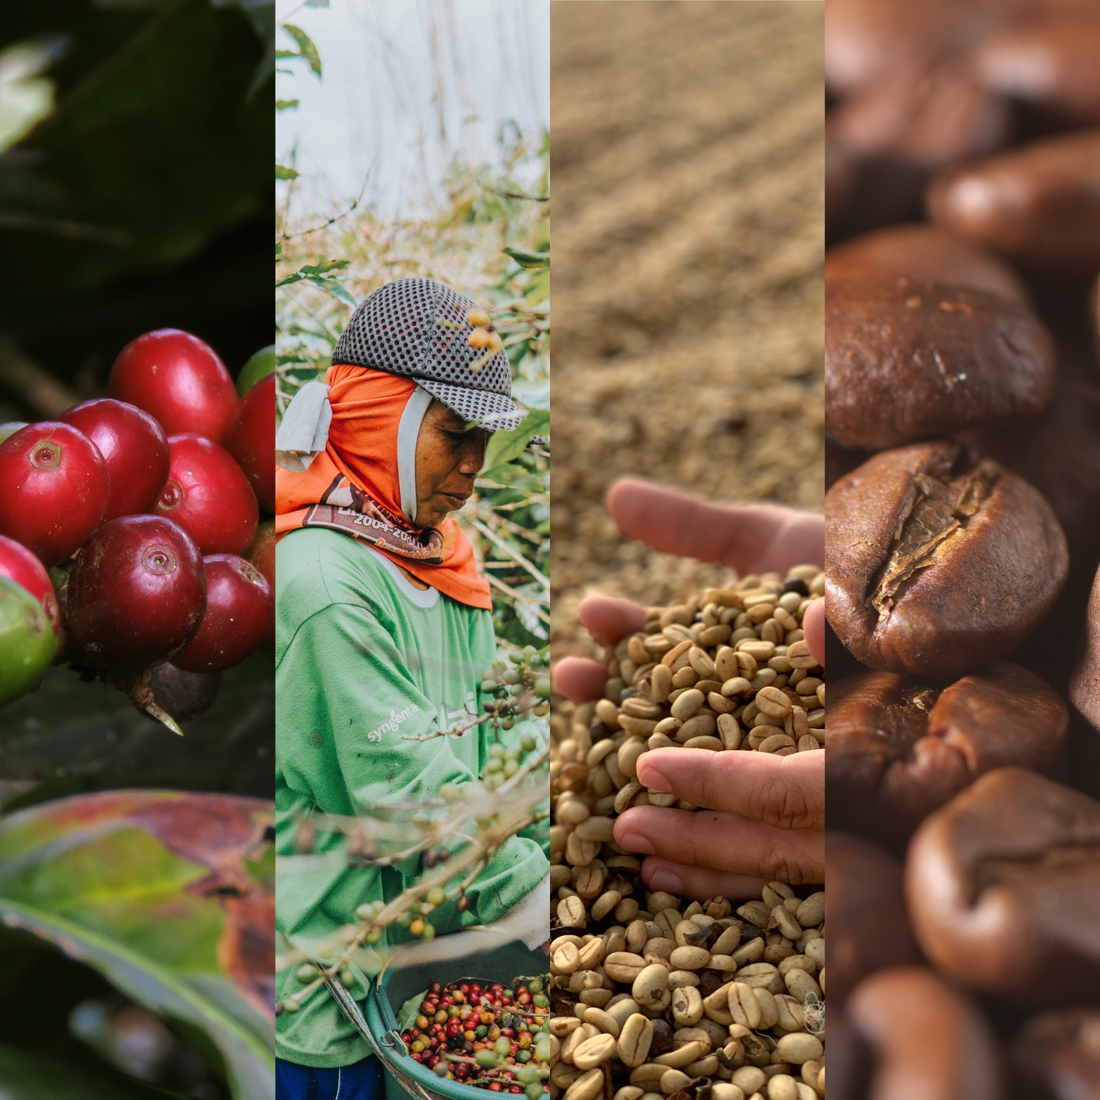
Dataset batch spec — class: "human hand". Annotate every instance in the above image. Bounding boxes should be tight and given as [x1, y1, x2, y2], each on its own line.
[554, 478, 825, 900]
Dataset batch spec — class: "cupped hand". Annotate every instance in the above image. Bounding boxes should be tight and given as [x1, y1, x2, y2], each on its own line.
[554, 478, 825, 900]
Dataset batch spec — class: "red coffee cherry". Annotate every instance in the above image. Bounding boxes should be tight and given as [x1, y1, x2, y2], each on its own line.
[246, 520, 276, 651]
[67, 515, 206, 671]
[0, 534, 60, 636]
[224, 372, 275, 513]
[109, 329, 238, 442]
[156, 434, 258, 556]
[247, 519, 276, 592]
[61, 398, 170, 522]
[171, 554, 273, 673]
[0, 422, 110, 566]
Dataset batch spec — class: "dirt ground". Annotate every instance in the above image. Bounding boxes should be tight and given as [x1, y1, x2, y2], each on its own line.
[549, 1, 825, 658]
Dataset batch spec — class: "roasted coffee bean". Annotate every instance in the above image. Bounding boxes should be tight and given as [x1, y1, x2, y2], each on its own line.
[1071, 563, 1100, 799]
[828, 663, 1067, 847]
[1008, 1008, 1100, 1100]
[826, 440, 1068, 675]
[825, 223, 1030, 305]
[824, 0, 969, 95]
[973, 15, 1100, 126]
[906, 767, 1100, 1005]
[826, 276, 1056, 451]
[827, 832, 922, 1008]
[842, 967, 1006, 1100]
[928, 130, 1100, 274]
[830, 60, 1009, 226]
[959, 374, 1100, 568]
[1072, 563, 1100, 736]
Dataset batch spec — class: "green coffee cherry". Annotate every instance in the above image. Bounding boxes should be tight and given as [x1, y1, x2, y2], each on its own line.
[236, 345, 277, 396]
[296, 963, 317, 984]
[0, 577, 56, 707]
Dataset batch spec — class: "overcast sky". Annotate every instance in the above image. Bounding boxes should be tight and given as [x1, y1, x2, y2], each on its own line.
[275, 0, 549, 219]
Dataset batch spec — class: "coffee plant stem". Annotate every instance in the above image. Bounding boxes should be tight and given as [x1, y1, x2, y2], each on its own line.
[467, 517, 550, 590]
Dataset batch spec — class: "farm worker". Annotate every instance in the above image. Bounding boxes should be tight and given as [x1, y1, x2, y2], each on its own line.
[274, 279, 549, 1098]
[554, 479, 825, 902]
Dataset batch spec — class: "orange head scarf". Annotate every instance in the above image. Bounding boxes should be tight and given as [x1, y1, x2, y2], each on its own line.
[275, 365, 491, 609]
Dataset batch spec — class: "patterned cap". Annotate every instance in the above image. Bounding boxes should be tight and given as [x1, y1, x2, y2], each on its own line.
[331, 277, 525, 432]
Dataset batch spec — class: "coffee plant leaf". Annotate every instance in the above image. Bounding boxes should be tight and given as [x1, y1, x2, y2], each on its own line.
[482, 410, 550, 474]
[0, 1, 270, 306]
[280, 24, 322, 78]
[0, 1043, 176, 1099]
[0, 791, 275, 1100]
[503, 246, 549, 270]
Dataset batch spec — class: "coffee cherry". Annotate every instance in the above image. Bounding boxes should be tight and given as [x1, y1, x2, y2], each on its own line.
[109, 329, 238, 442]
[0, 576, 56, 706]
[156, 434, 258, 555]
[468, 328, 492, 349]
[0, 422, 110, 566]
[0, 534, 60, 636]
[61, 398, 170, 522]
[67, 516, 206, 671]
[236, 344, 276, 397]
[223, 373, 275, 513]
[145, 662, 221, 721]
[466, 309, 491, 327]
[247, 520, 275, 591]
[171, 554, 272, 673]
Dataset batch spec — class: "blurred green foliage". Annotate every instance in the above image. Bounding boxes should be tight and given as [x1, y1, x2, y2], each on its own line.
[0, 0, 272, 419]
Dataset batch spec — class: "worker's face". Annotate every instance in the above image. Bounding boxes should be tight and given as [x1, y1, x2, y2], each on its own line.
[413, 400, 488, 528]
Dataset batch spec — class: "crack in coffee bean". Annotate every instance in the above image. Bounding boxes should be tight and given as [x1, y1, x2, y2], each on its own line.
[869, 459, 997, 622]
[975, 844, 1100, 891]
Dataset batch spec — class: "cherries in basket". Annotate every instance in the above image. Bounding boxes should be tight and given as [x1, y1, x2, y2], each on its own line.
[401, 978, 552, 1097]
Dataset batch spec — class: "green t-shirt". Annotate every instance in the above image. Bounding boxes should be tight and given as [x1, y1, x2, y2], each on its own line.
[275, 527, 549, 1068]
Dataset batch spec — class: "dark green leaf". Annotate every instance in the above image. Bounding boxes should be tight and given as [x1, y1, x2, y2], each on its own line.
[0, 2, 270, 304]
[481, 410, 550, 473]
[295, 258, 351, 274]
[280, 24, 322, 77]
[0, 1044, 174, 1099]
[503, 246, 549, 269]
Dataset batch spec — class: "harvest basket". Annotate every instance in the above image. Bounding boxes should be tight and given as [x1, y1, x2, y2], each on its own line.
[364, 932, 546, 1100]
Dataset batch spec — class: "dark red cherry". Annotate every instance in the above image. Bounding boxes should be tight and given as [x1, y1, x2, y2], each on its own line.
[61, 398, 170, 521]
[67, 515, 206, 670]
[171, 554, 272, 672]
[156, 434, 258, 556]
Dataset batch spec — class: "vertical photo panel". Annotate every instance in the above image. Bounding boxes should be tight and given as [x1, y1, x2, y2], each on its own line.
[273, 4, 551, 1099]
[549, 4, 825, 1100]
[0, 2, 273, 1098]
[826, 0, 1100, 1092]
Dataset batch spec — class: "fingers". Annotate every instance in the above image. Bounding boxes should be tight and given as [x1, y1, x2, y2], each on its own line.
[577, 594, 646, 647]
[605, 478, 824, 577]
[640, 859, 767, 905]
[553, 657, 609, 704]
[804, 598, 825, 667]
[614, 805, 825, 884]
[636, 747, 825, 831]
